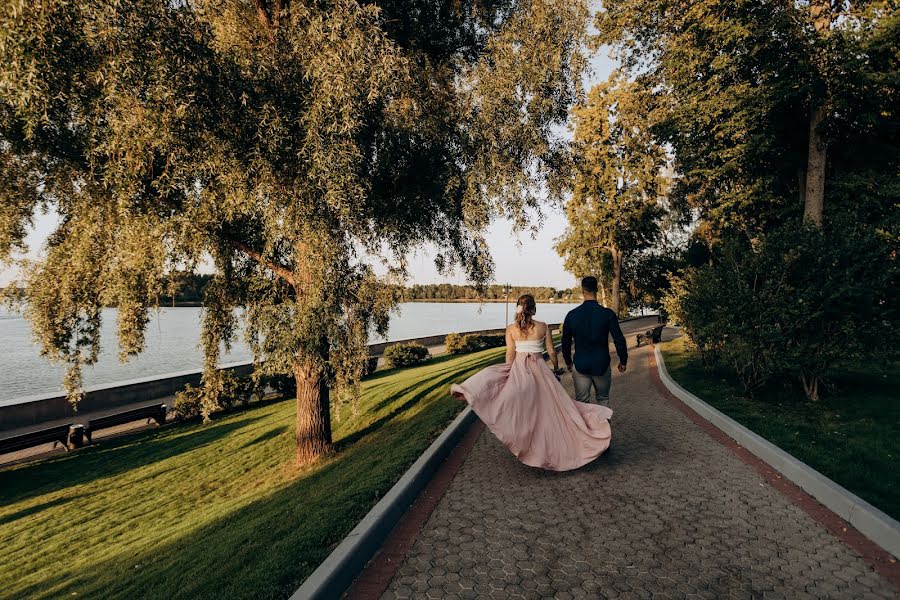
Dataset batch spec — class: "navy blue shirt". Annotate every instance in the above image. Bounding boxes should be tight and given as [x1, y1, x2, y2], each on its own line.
[561, 301, 628, 376]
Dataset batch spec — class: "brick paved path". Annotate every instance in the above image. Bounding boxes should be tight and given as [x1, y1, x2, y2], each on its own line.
[381, 341, 897, 599]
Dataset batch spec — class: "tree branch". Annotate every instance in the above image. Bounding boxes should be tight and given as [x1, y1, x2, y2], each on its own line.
[253, 0, 274, 39]
[273, 0, 283, 30]
[254, 0, 288, 41]
[233, 240, 296, 286]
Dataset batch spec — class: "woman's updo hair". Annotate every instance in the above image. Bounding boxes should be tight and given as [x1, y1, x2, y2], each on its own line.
[514, 294, 537, 334]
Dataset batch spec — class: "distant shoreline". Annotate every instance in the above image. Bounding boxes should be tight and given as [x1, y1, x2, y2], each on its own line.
[401, 298, 573, 304]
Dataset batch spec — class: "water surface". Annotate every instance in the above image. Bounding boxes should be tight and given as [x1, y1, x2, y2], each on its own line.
[0, 302, 580, 401]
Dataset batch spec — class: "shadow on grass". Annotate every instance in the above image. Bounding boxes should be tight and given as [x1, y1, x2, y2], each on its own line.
[0, 416, 265, 505]
[241, 425, 289, 449]
[361, 351, 483, 384]
[2, 348, 508, 600]
[12, 394, 463, 600]
[0, 494, 89, 527]
[336, 353, 498, 451]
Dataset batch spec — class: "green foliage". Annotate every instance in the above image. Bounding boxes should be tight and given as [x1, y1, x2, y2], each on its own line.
[172, 384, 205, 421]
[597, 0, 898, 239]
[383, 342, 430, 368]
[445, 333, 506, 355]
[622, 247, 685, 313]
[556, 75, 667, 315]
[362, 355, 380, 377]
[444, 333, 466, 354]
[599, 0, 898, 400]
[159, 273, 214, 305]
[172, 371, 261, 420]
[0, 0, 591, 448]
[664, 224, 897, 398]
[260, 373, 297, 399]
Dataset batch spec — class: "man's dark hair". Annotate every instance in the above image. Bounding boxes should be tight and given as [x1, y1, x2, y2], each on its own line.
[581, 276, 598, 293]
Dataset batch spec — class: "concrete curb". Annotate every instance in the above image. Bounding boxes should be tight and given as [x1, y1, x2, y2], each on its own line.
[654, 345, 900, 559]
[290, 406, 479, 600]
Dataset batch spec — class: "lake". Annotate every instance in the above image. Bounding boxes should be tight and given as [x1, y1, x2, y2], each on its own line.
[0, 302, 581, 402]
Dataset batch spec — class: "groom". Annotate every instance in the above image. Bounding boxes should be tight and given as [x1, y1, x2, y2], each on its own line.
[561, 276, 628, 407]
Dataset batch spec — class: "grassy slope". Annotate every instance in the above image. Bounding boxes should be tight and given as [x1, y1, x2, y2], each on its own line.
[660, 336, 899, 520]
[0, 347, 505, 600]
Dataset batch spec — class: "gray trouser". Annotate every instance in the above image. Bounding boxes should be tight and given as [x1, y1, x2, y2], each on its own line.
[572, 367, 612, 406]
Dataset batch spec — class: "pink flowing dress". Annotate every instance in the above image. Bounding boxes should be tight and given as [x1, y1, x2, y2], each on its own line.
[451, 339, 612, 471]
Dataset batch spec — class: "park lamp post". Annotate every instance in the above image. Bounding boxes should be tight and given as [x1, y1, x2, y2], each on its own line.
[504, 284, 512, 326]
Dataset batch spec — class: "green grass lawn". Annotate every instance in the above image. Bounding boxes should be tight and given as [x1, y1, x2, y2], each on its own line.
[660, 336, 900, 520]
[0, 347, 505, 600]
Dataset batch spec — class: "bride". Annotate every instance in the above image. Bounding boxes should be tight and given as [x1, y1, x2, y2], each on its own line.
[451, 294, 612, 471]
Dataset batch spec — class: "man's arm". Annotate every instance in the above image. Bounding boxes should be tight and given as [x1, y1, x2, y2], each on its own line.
[561, 314, 573, 370]
[609, 313, 628, 371]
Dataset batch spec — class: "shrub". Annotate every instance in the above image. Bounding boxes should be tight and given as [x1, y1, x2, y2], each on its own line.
[172, 371, 260, 420]
[445, 333, 466, 354]
[383, 342, 430, 368]
[446, 333, 506, 354]
[362, 355, 380, 376]
[664, 223, 896, 399]
[471, 334, 506, 351]
[264, 373, 297, 397]
[172, 384, 204, 420]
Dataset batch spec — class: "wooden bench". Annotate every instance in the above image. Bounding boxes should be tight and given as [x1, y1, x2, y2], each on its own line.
[636, 325, 665, 348]
[85, 404, 167, 444]
[0, 423, 82, 455]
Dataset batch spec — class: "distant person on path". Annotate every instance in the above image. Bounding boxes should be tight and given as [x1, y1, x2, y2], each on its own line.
[451, 294, 612, 471]
[561, 276, 628, 407]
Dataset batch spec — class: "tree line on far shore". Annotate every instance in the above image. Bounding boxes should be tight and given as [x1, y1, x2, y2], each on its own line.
[402, 284, 577, 302]
[164, 278, 585, 306]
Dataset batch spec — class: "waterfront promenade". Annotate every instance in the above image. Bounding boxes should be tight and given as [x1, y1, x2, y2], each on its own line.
[362, 334, 897, 599]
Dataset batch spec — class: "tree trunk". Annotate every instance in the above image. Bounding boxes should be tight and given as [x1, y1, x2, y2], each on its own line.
[293, 353, 333, 465]
[598, 260, 608, 306]
[801, 373, 820, 402]
[804, 105, 826, 225]
[803, 0, 831, 226]
[610, 247, 622, 317]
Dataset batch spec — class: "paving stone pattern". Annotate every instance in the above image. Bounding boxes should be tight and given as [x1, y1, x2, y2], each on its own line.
[382, 343, 897, 599]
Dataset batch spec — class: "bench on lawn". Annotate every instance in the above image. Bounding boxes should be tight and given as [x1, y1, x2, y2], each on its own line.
[0, 423, 83, 455]
[85, 403, 167, 444]
[636, 325, 665, 348]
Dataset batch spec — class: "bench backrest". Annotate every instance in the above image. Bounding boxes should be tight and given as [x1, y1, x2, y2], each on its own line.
[89, 404, 165, 429]
[0, 424, 72, 452]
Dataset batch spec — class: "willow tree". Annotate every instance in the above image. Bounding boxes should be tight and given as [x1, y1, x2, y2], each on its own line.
[0, 0, 589, 464]
[556, 76, 666, 316]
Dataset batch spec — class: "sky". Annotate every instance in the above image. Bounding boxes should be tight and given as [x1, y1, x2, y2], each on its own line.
[0, 47, 617, 291]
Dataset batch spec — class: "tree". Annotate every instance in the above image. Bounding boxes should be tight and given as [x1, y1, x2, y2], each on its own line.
[803, 0, 831, 225]
[556, 75, 666, 316]
[0, 0, 590, 465]
[597, 0, 898, 238]
[622, 246, 683, 314]
[599, 0, 898, 401]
